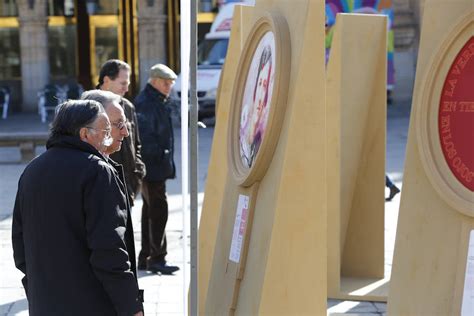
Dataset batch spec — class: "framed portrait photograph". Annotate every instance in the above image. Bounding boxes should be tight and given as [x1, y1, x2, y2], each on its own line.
[228, 13, 291, 186]
[239, 32, 276, 169]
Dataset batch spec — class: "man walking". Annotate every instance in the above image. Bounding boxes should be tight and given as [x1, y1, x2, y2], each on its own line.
[135, 64, 179, 274]
[12, 100, 143, 315]
[97, 59, 146, 205]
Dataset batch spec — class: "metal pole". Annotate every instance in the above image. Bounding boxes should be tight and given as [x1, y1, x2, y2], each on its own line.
[180, 0, 190, 314]
[190, 0, 199, 314]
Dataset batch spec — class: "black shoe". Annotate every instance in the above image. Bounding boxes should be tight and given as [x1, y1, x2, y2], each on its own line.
[385, 185, 400, 202]
[137, 262, 147, 271]
[147, 261, 180, 275]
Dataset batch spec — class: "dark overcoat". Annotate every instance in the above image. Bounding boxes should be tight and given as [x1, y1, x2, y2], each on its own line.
[109, 97, 146, 205]
[12, 135, 143, 316]
[135, 84, 176, 182]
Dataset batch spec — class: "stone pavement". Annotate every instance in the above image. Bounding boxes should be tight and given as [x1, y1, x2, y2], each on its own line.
[0, 100, 410, 315]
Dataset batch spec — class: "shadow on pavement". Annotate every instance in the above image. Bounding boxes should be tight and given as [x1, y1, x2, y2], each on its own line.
[0, 298, 28, 315]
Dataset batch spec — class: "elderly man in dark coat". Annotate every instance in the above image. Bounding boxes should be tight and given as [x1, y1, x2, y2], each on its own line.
[81, 89, 143, 279]
[135, 64, 179, 274]
[12, 100, 143, 316]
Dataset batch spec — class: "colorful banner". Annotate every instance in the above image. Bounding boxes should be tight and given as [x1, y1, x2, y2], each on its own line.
[326, 0, 394, 90]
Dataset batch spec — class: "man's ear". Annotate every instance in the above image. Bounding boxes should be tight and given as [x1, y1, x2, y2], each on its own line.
[79, 127, 89, 142]
[103, 76, 111, 86]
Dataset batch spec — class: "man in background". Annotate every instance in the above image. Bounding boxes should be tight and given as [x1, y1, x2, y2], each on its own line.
[97, 59, 146, 205]
[385, 175, 400, 201]
[135, 64, 179, 275]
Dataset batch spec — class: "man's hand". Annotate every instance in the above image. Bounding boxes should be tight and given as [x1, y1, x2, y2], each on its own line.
[134, 311, 144, 316]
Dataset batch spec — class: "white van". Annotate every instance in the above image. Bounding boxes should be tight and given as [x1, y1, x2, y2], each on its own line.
[172, 1, 253, 119]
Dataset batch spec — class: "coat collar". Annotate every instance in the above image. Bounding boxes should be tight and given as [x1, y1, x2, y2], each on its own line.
[46, 134, 108, 162]
[145, 83, 169, 103]
[107, 156, 120, 168]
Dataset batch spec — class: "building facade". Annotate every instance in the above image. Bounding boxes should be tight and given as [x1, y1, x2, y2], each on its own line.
[0, 0, 423, 113]
[0, 0, 217, 113]
[391, 0, 424, 101]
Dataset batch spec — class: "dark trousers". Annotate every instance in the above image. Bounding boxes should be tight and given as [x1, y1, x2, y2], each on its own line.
[138, 180, 168, 266]
[386, 175, 394, 188]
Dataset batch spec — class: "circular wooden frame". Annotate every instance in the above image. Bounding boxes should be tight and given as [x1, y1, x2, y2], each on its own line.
[415, 12, 474, 216]
[228, 13, 291, 187]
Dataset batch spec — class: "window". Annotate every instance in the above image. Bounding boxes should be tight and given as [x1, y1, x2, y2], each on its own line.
[86, 0, 119, 15]
[0, 0, 18, 17]
[47, 0, 75, 17]
[198, 38, 229, 67]
[48, 25, 77, 78]
[0, 27, 20, 79]
[94, 27, 118, 75]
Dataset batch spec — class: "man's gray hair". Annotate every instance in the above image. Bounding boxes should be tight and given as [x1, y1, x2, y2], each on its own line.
[50, 99, 105, 138]
[80, 89, 121, 109]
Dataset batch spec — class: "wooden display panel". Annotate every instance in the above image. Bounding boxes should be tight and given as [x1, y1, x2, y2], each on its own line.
[388, 1, 474, 314]
[203, 1, 327, 315]
[326, 13, 388, 302]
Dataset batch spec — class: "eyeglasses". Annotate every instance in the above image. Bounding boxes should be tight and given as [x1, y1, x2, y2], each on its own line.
[85, 126, 113, 147]
[111, 119, 128, 131]
[86, 126, 111, 137]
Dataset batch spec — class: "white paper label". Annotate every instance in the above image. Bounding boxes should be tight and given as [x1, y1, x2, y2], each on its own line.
[229, 195, 250, 263]
[461, 230, 474, 316]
